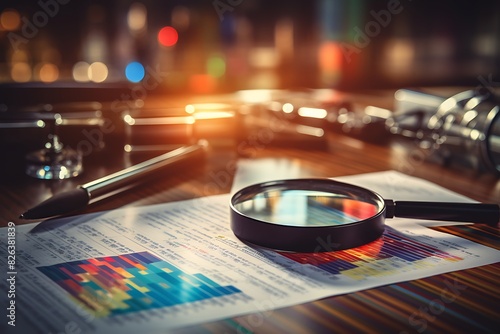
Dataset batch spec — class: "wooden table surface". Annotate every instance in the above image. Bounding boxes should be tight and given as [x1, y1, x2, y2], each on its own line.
[0, 90, 499, 333]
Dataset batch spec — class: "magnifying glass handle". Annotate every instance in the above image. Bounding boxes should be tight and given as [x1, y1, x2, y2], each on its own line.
[384, 200, 500, 226]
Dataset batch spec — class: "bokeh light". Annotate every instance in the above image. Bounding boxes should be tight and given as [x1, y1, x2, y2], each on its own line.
[0, 9, 20, 31]
[158, 26, 178, 47]
[319, 41, 343, 72]
[88, 62, 108, 83]
[38, 63, 59, 83]
[127, 2, 147, 32]
[185, 105, 195, 114]
[282, 103, 294, 113]
[383, 39, 416, 79]
[207, 56, 226, 78]
[318, 41, 343, 85]
[125, 61, 145, 82]
[298, 107, 328, 119]
[73, 61, 90, 82]
[11, 62, 31, 82]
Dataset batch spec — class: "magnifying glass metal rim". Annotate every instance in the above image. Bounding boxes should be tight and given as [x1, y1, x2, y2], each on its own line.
[230, 178, 387, 253]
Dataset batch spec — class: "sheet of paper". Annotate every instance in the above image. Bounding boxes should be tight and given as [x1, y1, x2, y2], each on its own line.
[230, 157, 315, 194]
[1, 171, 499, 333]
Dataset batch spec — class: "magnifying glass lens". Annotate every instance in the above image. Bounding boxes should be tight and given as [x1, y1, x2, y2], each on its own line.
[230, 179, 387, 252]
[234, 189, 380, 227]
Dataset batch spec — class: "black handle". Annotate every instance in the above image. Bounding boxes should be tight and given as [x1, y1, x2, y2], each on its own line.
[384, 200, 500, 226]
[20, 188, 90, 220]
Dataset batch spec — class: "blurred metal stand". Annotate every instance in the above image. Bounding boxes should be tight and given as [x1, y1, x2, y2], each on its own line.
[0, 102, 104, 179]
[388, 89, 500, 175]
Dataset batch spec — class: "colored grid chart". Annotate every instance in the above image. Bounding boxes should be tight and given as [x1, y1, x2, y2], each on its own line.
[37, 251, 241, 317]
[279, 227, 463, 280]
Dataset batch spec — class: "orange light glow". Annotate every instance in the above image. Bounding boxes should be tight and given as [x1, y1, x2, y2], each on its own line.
[188, 74, 216, 93]
[11, 62, 31, 82]
[158, 26, 178, 47]
[38, 63, 59, 82]
[319, 41, 343, 73]
[236, 90, 274, 104]
[0, 9, 20, 31]
[194, 111, 234, 120]
[185, 103, 232, 114]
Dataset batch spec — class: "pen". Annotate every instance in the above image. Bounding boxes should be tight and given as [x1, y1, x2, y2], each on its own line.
[20, 141, 208, 220]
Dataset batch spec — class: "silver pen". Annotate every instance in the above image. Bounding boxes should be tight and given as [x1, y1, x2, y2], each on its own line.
[20, 141, 207, 220]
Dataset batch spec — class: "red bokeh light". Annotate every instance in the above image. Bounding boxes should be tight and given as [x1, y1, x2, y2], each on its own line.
[158, 26, 178, 47]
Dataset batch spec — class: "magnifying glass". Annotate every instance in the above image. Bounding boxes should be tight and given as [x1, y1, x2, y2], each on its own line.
[230, 179, 500, 252]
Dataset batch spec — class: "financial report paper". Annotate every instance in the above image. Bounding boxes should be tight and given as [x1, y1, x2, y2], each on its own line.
[1, 171, 499, 333]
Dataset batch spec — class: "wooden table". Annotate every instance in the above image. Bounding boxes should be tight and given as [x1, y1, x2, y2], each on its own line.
[0, 91, 499, 333]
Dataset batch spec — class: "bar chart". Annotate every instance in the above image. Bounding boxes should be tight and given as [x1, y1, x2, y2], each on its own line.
[278, 226, 463, 280]
[37, 251, 241, 317]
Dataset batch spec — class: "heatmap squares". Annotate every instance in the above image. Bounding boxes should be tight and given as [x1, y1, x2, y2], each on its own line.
[38, 251, 241, 317]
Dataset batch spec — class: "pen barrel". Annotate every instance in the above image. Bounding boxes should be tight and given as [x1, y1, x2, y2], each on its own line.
[387, 201, 500, 225]
[83, 143, 206, 199]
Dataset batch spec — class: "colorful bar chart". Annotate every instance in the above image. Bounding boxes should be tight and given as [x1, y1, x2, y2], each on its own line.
[37, 251, 241, 317]
[279, 227, 463, 280]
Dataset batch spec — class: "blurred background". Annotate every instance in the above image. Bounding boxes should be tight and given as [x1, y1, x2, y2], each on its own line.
[0, 0, 499, 179]
[0, 0, 498, 92]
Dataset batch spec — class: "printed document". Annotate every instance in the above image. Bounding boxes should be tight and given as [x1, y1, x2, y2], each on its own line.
[1, 171, 498, 333]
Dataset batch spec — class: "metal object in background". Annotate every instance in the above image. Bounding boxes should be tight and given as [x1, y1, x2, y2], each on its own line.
[123, 103, 239, 153]
[0, 102, 104, 179]
[388, 89, 500, 175]
[123, 107, 196, 153]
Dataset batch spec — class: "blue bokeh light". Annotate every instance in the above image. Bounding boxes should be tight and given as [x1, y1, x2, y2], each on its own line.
[125, 62, 145, 82]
